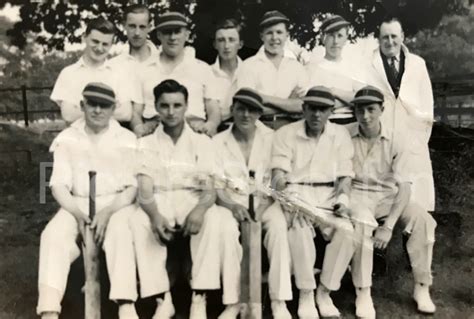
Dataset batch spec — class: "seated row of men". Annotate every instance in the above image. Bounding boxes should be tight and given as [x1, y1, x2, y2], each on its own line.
[37, 80, 437, 319]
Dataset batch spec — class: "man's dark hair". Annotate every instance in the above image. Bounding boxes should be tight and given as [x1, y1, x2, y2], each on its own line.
[375, 16, 404, 38]
[153, 79, 189, 103]
[85, 17, 116, 36]
[214, 18, 244, 39]
[123, 4, 151, 24]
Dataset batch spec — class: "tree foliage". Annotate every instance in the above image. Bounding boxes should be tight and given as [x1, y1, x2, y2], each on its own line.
[408, 11, 474, 78]
[2, 0, 469, 62]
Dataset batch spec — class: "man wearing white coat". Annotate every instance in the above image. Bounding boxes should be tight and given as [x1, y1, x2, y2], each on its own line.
[361, 17, 435, 212]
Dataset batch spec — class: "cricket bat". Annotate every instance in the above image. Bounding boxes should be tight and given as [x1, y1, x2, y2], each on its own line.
[83, 171, 101, 319]
[240, 170, 262, 319]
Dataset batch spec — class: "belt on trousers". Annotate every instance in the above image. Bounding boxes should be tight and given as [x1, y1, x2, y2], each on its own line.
[73, 192, 119, 198]
[260, 113, 302, 122]
[153, 185, 197, 192]
[286, 181, 335, 187]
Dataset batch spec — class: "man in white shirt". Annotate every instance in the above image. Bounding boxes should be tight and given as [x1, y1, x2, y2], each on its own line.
[131, 80, 241, 319]
[237, 10, 308, 128]
[264, 86, 355, 318]
[50, 18, 143, 128]
[211, 18, 244, 122]
[316, 86, 437, 317]
[37, 83, 139, 319]
[109, 4, 160, 136]
[213, 88, 292, 318]
[307, 15, 363, 125]
[141, 12, 221, 136]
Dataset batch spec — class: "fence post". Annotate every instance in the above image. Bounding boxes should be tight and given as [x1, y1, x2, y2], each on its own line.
[21, 85, 29, 127]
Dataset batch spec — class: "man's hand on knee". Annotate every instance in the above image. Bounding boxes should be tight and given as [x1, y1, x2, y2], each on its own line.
[183, 206, 207, 236]
[90, 206, 113, 245]
[373, 225, 393, 250]
[151, 214, 175, 244]
[230, 203, 252, 222]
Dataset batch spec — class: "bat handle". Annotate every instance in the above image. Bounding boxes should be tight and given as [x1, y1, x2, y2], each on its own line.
[248, 170, 256, 220]
[89, 171, 97, 220]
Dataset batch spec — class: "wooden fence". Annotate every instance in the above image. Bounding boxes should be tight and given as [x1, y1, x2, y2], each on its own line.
[0, 78, 473, 127]
[0, 85, 57, 127]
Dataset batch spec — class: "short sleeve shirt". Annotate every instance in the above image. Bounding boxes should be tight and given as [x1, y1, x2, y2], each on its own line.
[213, 121, 274, 206]
[271, 120, 354, 183]
[50, 57, 143, 122]
[49, 119, 137, 197]
[349, 123, 411, 194]
[141, 47, 220, 119]
[136, 124, 217, 190]
[236, 48, 308, 99]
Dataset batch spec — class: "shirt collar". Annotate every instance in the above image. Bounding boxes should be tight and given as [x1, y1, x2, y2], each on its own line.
[257, 45, 298, 61]
[212, 56, 243, 76]
[223, 120, 271, 143]
[121, 40, 159, 62]
[156, 45, 196, 66]
[70, 117, 122, 138]
[379, 43, 409, 62]
[76, 56, 111, 70]
[351, 123, 391, 140]
[296, 120, 336, 140]
[155, 121, 193, 144]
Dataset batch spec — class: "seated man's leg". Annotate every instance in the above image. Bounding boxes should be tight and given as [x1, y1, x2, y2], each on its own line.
[129, 206, 171, 318]
[261, 202, 293, 318]
[398, 202, 437, 314]
[103, 205, 138, 318]
[286, 206, 319, 318]
[190, 205, 242, 318]
[349, 203, 377, 318]
[317, 216, 358, 317]
[37, 209, 81, 318]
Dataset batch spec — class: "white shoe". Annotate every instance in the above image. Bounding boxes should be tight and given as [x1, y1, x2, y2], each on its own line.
[271, 300, 292, 319]
[153, 292, 175, 319]
[315, 286, 340, 318]
[355, 288, 375, 319]
[190, 292, 207, 319]
[41, 312, 59, 319]
[118, 303, 139, 319]
[298, 290, 319, 318]
[413, 283, 436, 314]
[218, 303, 241, 319]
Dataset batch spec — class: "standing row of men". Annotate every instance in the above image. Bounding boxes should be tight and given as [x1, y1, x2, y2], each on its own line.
[38, 4, 437, 319]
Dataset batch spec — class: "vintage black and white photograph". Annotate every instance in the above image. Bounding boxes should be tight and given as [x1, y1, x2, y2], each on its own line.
[0, 0, 473, 318]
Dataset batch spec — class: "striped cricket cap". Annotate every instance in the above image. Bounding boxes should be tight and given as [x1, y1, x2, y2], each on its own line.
[321, 15, 350, 33]
[82, 82, 115, 105]
[233, 88, 264, 112]
[155, 11, 188, 31]
[260, 10, 289, 29]
[302, 86, 335, 107]
[352, 85, 384, 105]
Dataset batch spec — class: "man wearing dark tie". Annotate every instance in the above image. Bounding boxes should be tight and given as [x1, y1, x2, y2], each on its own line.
[363, 17, 435, 214]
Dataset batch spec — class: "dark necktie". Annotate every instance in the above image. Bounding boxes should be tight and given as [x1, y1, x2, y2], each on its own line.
[390, 56, 399, 79]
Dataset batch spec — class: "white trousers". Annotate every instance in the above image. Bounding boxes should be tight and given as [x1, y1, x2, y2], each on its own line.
[260, 205, 293, 301]
[37, 195, 137, 315]
[321, 189, 437, 291]
[265, 185, 355, 291]
[130, 190, 242, 305]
